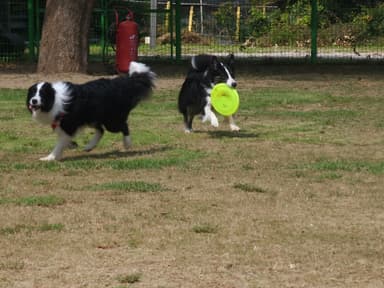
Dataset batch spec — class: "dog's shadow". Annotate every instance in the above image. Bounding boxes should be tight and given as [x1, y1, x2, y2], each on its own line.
[202, 130, 260, 139]
[63, 145, 172, 162]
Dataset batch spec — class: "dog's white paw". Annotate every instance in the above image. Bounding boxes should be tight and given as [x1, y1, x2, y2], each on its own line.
[184, 128, 193, 133]
[39, 154, 59, 161]
[230, 124, 240, 131]
[123, 136, 131, 150]
[210, 115, 219, 127]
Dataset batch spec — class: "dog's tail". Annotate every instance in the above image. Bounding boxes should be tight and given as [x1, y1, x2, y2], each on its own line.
[129, 61, 156, 83]
[126, 61, 156, 105]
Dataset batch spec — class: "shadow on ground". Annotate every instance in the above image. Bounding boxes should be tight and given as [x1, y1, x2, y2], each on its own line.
[62, 145, 173, 161]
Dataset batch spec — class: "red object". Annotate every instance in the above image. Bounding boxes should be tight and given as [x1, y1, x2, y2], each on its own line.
[115, 10, 139, 73]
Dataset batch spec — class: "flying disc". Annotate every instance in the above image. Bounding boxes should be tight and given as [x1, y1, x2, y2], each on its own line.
[210, 83, 240, 116]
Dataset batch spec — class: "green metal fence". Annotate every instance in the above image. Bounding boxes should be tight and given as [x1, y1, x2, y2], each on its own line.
[0, 0, 29, 61]
[1, 0, 384, 64]
[89, 0, 176, 63]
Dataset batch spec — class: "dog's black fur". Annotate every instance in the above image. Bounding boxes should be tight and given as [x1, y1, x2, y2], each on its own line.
[177, 54, 239, 132]
[26, 61, 155, 161]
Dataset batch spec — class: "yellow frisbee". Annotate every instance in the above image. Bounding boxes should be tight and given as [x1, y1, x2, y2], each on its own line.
[210, 83, 240, 116]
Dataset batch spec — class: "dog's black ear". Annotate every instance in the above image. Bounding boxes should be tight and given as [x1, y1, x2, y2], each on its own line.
[39, 82, 56, 112]
[26, 84, 38, 112]
[192, 54, 215, 72]
[27, 84, 37, 98]
[210, 56, 220, 71]
[227, 53, 235, 65]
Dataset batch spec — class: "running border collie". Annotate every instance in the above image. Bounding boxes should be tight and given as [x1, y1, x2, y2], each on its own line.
[26, 61, 155, 161]
[178, 54, 240, 133]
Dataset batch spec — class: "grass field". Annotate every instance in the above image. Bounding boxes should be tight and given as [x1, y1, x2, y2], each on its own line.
[1, 71, 384, 287]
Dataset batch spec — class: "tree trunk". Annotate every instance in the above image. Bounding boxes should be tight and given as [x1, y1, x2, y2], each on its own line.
[37, 0, 96, 73]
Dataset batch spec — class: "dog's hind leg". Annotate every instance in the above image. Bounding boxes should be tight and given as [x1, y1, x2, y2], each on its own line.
[183, 111, 194, 133]
[84, 124, 104, 152]
[40, 128, 72, 161]
[121, 123, 131, 149]
[68, 141, 78, 149]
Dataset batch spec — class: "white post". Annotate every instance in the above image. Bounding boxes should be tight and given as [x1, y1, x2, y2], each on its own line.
[200, 0, 204, 34]
[150, 0, 157, 49]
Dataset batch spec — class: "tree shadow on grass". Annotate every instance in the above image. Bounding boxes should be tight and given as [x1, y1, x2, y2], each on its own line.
[62, 145, 173, 162]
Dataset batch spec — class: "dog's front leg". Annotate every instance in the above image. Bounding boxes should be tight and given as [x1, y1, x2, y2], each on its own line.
[40, 129, 72, 161]
[225, 115, 240, 131]
[202, 96, 219, 127]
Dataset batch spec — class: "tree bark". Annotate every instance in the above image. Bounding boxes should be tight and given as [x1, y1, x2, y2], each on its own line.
[37, 0, 96, 73]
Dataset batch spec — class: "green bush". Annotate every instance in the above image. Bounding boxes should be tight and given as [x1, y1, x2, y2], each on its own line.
[216, 0, 384, 48]
[242, 7, 270, 39]
[213, 2, 237, 41]
[360, 4, 384, 37]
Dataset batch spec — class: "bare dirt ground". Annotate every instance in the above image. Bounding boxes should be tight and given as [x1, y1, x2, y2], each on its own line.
[1, 65, 384, 288]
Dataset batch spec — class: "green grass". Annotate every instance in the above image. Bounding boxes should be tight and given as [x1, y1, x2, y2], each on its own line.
[2, 85, 383, 175]
[307, 159, 384, 175]
[0, 89, 28, 120]
[104, 153, 196, 170]
[192, 223, 218, 234]
[0, 88, 25, 101]
[0, 148, 204, 172]
[117, 273, 141, 284]
[233, 183, 267, 193]
[241, 89, 359, 125]
[235, 87, 372, 145]
[0, 223, 64, 235]
[239, 89, 341, 110]
[267, 109, 358, 121]
[1, 85, 381, 156]
[316, 172, 343, 180]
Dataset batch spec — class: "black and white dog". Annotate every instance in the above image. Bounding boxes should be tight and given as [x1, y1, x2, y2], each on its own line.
[178, 54, 240, 133]
[26, 61, 155, 161]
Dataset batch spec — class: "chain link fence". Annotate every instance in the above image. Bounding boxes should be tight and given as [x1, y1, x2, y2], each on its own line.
[1, 0, 384, 64]
[0, 0, 28, 61]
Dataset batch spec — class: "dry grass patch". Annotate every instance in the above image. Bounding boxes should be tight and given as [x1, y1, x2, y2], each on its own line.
[1, 72, 384, 287]
[88, 181, 166, 193]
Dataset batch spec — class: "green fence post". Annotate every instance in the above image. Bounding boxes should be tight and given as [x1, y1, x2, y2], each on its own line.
[310, 0, 318, 63]
[35, 0, 41, 58]
[175, 0, 181, 62]
[100, 0, 106, 62]
[27, 0, 36, 61]
[169, 1, 174, 60]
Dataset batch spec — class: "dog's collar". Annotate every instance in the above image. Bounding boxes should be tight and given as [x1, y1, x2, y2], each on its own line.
[51, 112, 65, 130]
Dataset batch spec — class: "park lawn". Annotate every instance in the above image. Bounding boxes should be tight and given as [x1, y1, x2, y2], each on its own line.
[0, 72, 384, 288]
